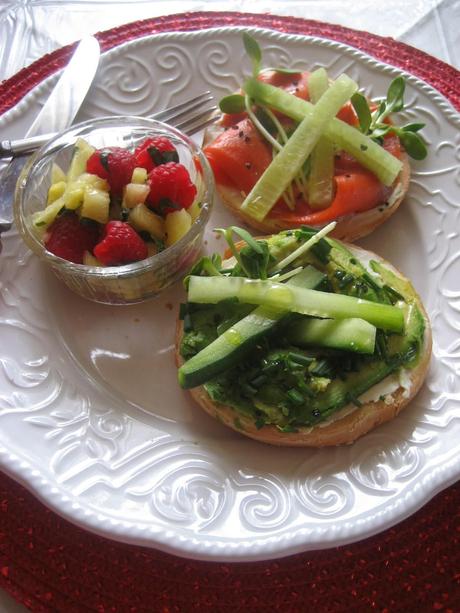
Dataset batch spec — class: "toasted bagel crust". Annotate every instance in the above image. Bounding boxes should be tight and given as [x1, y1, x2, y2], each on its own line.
[203, 122, 411, 242]
[175, 244, 431, 447]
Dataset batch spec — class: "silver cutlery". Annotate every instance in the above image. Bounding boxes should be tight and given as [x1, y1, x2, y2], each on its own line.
[0, 91, 218, 158]
[0, 35, 101, 240]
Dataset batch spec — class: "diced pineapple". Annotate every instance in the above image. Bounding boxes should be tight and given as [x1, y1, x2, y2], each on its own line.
[67, 138, 96, 182]
[188, 199, 202, 222]
[80, 187, 110, 224]
[33, 197, 65, 227]
[165, 209, 192, 247]
[64, 184, 85, 210]
[131, 167, 148, 184]
[83, 251, 103, 266]
[47, 180, 66, 204]
[51, 162, 66, 184]
[77, 172, 109, 192]
[129, 204, 164, 239]
[122, 183, 150, 208]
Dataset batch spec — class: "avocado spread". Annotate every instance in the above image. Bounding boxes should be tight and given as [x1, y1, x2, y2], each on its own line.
[179, 228, 425, 432]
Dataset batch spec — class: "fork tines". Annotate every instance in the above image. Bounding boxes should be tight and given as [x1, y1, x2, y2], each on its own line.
[153, 91, 215, 124]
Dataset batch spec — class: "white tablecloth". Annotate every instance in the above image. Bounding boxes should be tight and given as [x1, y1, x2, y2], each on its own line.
[0, 0, 459, 83]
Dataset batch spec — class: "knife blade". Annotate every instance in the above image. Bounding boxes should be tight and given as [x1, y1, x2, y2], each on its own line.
[0, 35, 100, 239]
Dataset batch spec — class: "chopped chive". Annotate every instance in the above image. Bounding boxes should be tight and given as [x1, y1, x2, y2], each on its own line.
[338, 273, 354, 288]
[183, 313, 193, 333]
[286, 388, 304, 405]
[362, 272, 384, 294]
[345, 392, 362, 407]
[251, 374, 268, 387]
[277, 424, 299, 433]
[309, 359, 334, 377]
[261, 360, 281, 373]
[241, 382, 258, 396]
[383, 284, 404, 304]
[255, 417, 266, 430]
[287, 351, 314, 366]
[375, 332, 388, 359]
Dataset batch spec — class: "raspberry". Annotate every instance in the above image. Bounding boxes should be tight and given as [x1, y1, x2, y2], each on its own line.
[134, 136, 178, 172]
[44, 212, 100, 264]
[86, 147, 136, 196]
[147, 162, 197, 214]
[86, 151, 109, 180]
[93, 221, 148, 265]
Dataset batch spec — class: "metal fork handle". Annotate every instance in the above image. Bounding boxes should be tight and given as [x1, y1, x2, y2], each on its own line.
[1, 133, 56, 157]
[1, 91, 216, 158]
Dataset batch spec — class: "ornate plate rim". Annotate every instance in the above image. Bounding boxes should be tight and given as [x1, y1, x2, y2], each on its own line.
[1, 26, 459, 562]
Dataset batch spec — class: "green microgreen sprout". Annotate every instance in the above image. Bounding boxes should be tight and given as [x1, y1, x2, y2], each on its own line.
[214, 226, 273, 279]
[243, 32, 262, 78]
[219, 94, 246, 115]
[185, 253, 223, 287]
[351, 76, 428, 160]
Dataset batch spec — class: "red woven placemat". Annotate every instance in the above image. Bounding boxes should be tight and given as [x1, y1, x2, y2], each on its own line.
[0, 11, 459, 613]
[1, 11, 459, 113]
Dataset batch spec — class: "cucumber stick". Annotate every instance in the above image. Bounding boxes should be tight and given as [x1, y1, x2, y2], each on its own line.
[240, 74, 358, 222]
[287, 317, 376, 354]
[244, 78, 402, 187]
[313, 359, 395, 418]
[307, 69, 335, 209]
[179, 266, 325, 389]
[187, 275, 404, 333]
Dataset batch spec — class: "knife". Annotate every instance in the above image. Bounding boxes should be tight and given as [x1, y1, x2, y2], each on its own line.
[0, 35, 100, 239]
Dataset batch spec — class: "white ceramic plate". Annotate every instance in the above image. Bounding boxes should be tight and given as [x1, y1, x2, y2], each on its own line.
[0, 27, 459, 562]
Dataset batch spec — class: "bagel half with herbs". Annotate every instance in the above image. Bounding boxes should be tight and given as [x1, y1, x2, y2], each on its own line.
[175, 227, 431, 447]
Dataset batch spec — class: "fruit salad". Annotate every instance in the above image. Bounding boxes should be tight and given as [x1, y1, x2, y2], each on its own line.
[33, 135, 201, 266]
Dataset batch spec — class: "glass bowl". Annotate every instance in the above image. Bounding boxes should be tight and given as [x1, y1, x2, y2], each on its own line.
[14, 116, 214, 305]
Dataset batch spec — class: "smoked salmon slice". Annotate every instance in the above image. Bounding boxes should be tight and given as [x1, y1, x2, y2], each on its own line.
[204, 71, 402, 224]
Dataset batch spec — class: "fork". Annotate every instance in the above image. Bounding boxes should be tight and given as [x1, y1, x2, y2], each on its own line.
[151, 91, 218, 136]
[0, 91, 218, 158]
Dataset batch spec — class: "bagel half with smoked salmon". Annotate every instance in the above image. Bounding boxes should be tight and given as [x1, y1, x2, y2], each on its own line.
[202, 34, 427, 242]
[204, 118, 411, 242]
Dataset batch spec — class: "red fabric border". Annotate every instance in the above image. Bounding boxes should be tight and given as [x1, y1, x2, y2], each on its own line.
[0, 11, 459, 612]
[0, 11, 459, 115]
[0, 471, 458, 611]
